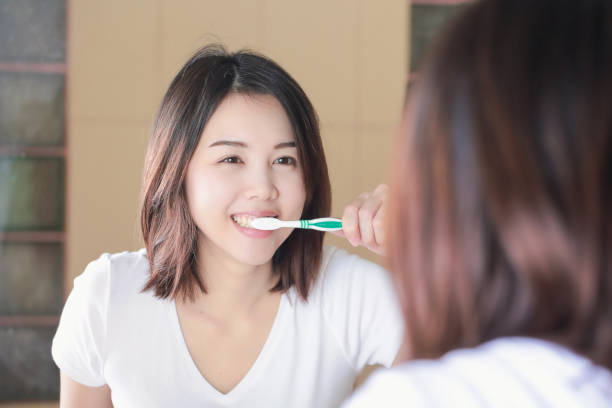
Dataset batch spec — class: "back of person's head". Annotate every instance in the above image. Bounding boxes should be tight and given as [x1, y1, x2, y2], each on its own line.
[140, 45, 331, 302]
[388, 0, 612, 369]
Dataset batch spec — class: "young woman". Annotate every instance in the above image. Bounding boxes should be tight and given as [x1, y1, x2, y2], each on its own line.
[51, 46, 403, 407]
[345, 0, 612, 406]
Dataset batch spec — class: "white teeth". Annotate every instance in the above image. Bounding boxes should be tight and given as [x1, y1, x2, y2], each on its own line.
[232, 215, 253, 228]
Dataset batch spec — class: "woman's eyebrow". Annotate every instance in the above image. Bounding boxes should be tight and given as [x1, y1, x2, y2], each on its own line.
[275, 141, 296, 149]
[208, 140, 296, 149]
[208, 140, 247, 148]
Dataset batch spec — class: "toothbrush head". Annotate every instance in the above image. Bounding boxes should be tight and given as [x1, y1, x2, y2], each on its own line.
[231, 215, 279, 230]
[249, 217, 280, 230]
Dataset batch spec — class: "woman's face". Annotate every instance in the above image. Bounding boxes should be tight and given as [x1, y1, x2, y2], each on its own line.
[185, 93, 307, 267]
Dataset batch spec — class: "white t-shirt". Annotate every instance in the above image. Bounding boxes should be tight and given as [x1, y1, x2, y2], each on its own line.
[343, 337, 612, 407]
[52, 246, 403, 407]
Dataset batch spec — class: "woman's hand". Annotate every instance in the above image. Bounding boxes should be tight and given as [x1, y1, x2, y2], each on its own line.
[334, 184, 388, 256]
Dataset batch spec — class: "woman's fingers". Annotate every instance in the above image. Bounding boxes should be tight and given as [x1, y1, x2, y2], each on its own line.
[340, 184, 389, 255]
[371, 184, 388, 251]
[357, 193, 380, 247]
[342, 193, 367, 247]
[372, 201, 386, 249]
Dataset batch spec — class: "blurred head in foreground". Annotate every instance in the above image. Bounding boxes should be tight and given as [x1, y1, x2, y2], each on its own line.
[389, 0, 612, 369]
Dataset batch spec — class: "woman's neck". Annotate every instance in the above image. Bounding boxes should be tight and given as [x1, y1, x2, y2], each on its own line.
[188, 239, 279, 322]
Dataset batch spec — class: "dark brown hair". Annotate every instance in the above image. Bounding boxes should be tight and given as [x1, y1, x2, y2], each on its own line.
[389, 0, 612, 369]
[140, 45, 331, 302]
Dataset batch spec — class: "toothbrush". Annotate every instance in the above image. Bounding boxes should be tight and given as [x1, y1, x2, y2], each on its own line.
[252, 217, 343, 231]
[235, 216, 343, 231]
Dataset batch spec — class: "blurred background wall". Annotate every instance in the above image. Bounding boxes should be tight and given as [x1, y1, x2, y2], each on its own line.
[0, 0, 471, 405]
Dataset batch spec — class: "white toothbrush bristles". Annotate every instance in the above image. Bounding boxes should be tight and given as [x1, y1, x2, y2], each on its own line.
[249, 217, 280, 230]
[232, 215, 279, 230]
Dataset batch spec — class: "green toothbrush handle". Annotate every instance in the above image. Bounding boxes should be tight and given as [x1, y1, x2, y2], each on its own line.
[301, 217, 343, 231]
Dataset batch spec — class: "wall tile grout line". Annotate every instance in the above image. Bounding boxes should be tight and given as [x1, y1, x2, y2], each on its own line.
[0, 316, 60, 327]
[0, 146, 66, 157]
[0, 231, 65, 243]
[0, 62, 66, 74]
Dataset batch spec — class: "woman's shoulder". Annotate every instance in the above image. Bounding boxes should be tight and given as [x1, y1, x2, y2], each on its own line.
[379, 337, 595, 383]
[312, 245, 401, 326]
[52, 249, 152, 387]
[320, 245, 387, 278]
[346, 338, 612, 407]
[315, 245, 392, 299]
[342, 366, 426, 407]
[343, 350, 488, 407]
[74, 248, 150, 299]
[81, 247, 148, 277]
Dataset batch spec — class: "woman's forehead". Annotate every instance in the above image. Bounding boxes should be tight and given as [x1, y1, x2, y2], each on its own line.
[200, 93, 296, 146]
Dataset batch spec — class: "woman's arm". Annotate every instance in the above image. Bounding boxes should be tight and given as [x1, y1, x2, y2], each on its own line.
[59, 371, 113, 408]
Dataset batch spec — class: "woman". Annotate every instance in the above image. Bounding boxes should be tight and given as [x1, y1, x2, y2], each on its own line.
[52, 45, 403, 407]
[345, 0, 612, 406]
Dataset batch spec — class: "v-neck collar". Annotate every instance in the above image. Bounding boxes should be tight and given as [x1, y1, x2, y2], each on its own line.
[169, 293, 287, 400]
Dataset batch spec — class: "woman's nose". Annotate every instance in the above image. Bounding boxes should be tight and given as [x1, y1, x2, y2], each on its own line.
[245, 168, 279, 201]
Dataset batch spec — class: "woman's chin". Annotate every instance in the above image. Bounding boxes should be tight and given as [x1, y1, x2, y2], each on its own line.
[228, 245, 277, 267]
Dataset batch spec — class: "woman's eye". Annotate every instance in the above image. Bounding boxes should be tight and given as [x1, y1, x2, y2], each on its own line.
[274, 156, 297, 166]
[221, 156, 243, 164]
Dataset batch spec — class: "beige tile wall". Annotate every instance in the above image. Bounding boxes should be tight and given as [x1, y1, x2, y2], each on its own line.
[4, 1, 407, 406]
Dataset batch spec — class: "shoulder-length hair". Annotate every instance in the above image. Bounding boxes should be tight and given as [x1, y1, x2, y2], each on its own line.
[140, 45, 331, 302]
[388, 0, 612, 369]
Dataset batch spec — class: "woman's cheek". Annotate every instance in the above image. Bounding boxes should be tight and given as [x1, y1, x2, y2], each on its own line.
[187, 170, 233, 219]
[281, 175, 306, 218]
